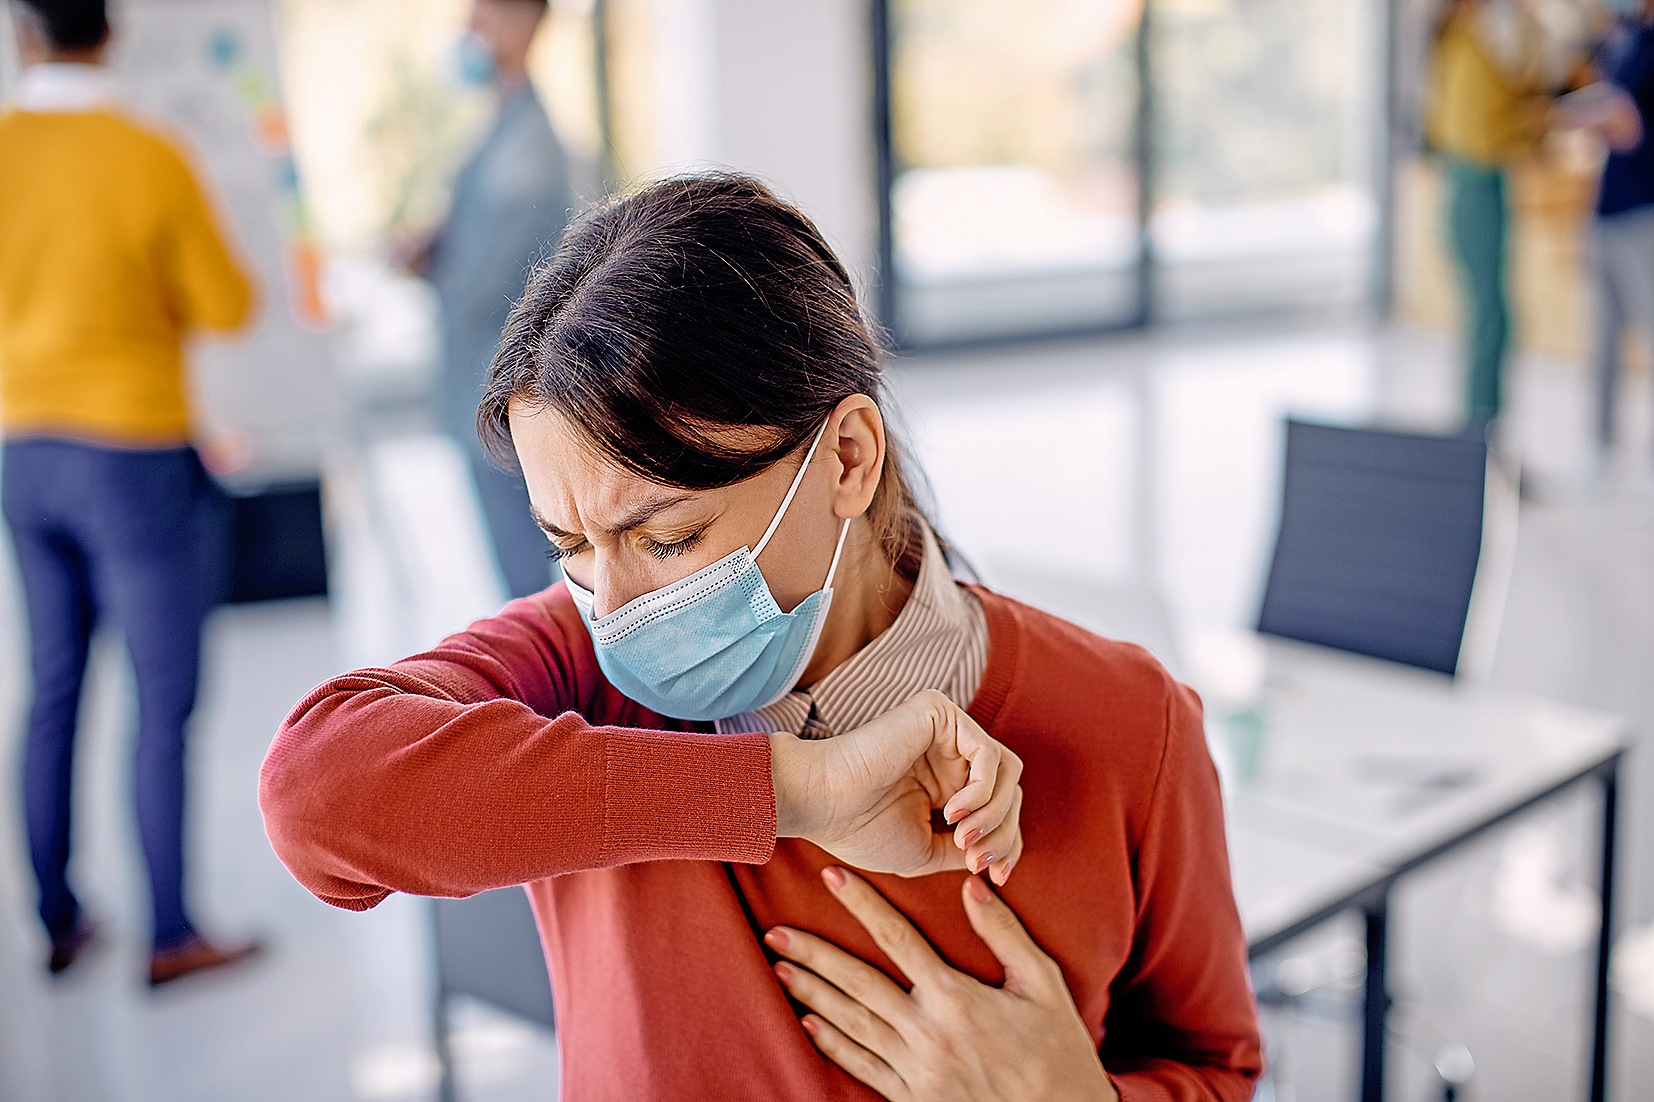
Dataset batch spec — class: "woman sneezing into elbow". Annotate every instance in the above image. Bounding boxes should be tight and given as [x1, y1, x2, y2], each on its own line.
[259, 173, 1263, 1102]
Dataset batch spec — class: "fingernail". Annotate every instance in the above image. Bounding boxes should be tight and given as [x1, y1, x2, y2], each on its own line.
[946, 806, 967, 825]
[800, 1015, 821, 1036]
[974, 852, 996, 874]
[960, 828, 983, 849]
[773, 962, 795, 983]
[765, 928, 791, 951]
[822, 866, 846, 891]
[965, 876, 993, 904]
[997, 857, 1016, 883]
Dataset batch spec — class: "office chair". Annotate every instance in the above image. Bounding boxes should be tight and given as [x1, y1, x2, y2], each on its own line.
[1255, 419, 1490, 676]
[432, 888, 556, 1101]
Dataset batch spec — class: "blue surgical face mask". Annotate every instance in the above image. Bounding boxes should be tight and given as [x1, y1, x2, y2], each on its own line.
[563, 420, 851, 722]
[454, 33, 497, 87]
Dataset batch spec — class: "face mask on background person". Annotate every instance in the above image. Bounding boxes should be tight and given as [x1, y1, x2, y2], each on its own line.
[453, 32, 497, 87]
[564, 419, 852, 722]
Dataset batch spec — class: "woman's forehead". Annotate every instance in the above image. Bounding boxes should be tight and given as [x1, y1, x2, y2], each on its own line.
[512, 405, 664, 497]
[509, 399, 798, 492]
[509, 402, 734, 534]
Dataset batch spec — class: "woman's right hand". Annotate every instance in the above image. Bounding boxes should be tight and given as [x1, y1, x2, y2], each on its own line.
[771, 690, 1024, 883]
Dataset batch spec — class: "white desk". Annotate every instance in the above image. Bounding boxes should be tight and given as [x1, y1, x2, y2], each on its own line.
[1224, 638, 1628, 1102]
[1231, 826, 1385, 953]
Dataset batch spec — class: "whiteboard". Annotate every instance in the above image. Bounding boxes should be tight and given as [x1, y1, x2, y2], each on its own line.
[105, 0, 337, 484]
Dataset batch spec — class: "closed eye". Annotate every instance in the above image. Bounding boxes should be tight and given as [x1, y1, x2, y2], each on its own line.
[546, 539, 589, 562]
[638, 527, 708, 561]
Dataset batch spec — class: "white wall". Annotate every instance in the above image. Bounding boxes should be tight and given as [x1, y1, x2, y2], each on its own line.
[0, 4, 19, 98]
[646, 0, 878, 296]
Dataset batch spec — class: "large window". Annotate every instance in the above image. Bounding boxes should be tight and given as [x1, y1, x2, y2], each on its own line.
[879, 0, 1384, 347]
[885, 0, 1146, 346]
[1150, 0, 1380, 320]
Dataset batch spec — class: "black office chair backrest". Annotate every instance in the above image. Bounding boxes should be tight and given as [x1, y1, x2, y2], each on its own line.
[1256, 419, 1488, 676]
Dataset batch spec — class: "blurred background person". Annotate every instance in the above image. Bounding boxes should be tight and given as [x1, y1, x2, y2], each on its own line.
[1554, 0, 1654, 466]
[414, 0, 575, 599]
[1427, 0, 1556, 438]
[0, 0, 260, 985]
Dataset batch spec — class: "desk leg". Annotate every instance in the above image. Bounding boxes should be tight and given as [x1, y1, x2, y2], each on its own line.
[1362, 886, 1389, 1098]
[1362, 891, 1391, 1102]
[1590, 762, 1619, 1102]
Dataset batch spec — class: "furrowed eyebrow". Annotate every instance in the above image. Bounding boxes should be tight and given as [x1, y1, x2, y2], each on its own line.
[531, 513, 579, 541]
[529, 505, 581, 541]
[531, 495, 697, 540]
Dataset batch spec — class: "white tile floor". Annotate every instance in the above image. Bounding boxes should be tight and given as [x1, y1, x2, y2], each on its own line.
[2, 318, 1651, 1101]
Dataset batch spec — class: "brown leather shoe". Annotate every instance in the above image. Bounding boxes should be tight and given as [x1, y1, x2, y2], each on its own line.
[47, 919, 100, 976]
[148, 935, 262, 987]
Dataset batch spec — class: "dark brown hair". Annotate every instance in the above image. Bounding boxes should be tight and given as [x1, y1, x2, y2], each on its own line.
[479, 173, 928, 579]
[22, 0, 108, 50]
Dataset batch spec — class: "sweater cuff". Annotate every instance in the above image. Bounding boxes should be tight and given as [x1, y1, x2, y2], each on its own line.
[602, 729, 777, 866]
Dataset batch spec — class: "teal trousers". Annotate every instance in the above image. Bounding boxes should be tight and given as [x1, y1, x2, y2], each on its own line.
[1443, 157, 1510, 433]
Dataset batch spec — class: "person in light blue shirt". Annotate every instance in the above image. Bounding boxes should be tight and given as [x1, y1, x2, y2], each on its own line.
[423, 0, 574, 596]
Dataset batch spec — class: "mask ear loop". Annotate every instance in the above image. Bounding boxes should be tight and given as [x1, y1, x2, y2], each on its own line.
[752, 418, 832, 560]
[822, 517, 852, 590]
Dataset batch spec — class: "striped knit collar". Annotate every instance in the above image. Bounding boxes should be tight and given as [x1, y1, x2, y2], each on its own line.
[715, 522, 988, 740]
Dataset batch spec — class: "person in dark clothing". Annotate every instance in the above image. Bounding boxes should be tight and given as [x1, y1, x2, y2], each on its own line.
[1564, 0, 1654, 458]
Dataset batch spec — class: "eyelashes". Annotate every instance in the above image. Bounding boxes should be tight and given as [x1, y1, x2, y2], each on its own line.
[544, 528, 708, 562]
[545, 538, 588, 562]
[639, 528, 707, 561]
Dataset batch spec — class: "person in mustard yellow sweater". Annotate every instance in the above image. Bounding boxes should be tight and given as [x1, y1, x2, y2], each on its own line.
[0, 0, 261, 984]
[1426, 0, 1553, 435]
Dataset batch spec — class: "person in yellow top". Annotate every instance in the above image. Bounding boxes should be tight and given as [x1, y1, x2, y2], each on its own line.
[0, 0, 261, 985]
[1426, 0, 1553, 435]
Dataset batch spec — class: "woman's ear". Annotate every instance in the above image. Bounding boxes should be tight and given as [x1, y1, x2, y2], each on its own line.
[826, 394, 885, 520]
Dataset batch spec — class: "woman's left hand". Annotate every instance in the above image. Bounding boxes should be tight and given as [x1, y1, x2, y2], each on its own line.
[765, 867, 1119, 1102]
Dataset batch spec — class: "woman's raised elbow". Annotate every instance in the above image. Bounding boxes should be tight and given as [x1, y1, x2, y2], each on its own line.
[257, 692, 375, 871]
[258, 728, 331, 859]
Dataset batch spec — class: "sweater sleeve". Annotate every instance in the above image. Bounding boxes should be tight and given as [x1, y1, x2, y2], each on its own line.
[158, 142, 255, 335]
[258, 591, 778, 911]
[1100, 678, 1265, 1102]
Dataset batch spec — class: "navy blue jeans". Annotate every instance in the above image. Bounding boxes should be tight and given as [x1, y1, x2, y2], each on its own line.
[3, 439, 225, 951]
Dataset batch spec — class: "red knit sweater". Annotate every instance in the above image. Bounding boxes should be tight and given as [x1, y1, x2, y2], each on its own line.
[260, 585, 1263, 1101]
